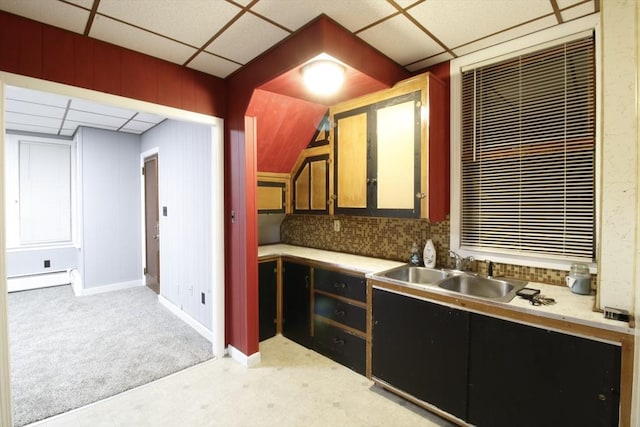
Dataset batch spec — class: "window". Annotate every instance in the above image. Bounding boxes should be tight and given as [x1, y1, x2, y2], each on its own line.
[458, 34, 596, 262]
[5, 134, 75, 247]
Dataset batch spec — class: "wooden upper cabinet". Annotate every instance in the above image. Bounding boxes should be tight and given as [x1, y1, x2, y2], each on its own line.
[330, 73, 448, 220]
[293, 154, 329, 214]
[257, 173, 289, 213]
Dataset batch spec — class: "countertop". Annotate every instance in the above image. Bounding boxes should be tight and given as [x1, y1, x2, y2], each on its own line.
[258, 244, 634, 337]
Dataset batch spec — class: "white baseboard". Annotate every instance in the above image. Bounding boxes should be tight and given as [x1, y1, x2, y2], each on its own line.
[78, 279, 144, 296]
[158, 295, 214, 343]
[7, 271, 70, 292]
[227, 344, 261, 367]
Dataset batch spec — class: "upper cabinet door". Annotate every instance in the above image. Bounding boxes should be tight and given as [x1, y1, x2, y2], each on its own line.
[293, 154, 329, 214]
[333, 91, 421, 218]
[334, 107, 369, 212]
[330, 73, 448, 220]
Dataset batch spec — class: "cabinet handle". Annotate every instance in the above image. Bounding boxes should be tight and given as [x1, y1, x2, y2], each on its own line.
[333, 282, 346, 289]
[415, 192, 426, 199]
[333, 309, 345, 317]
[333, 337, 345, 345]
[371, 178, 377, 185]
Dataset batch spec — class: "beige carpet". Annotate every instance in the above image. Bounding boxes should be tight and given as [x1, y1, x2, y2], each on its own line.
[34, 335, 455, 427]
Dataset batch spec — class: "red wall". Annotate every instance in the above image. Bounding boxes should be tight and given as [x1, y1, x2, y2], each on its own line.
[0, 11, 227, 117]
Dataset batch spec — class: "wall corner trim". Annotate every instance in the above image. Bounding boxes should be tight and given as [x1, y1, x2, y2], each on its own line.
[227, 344, 261, 367]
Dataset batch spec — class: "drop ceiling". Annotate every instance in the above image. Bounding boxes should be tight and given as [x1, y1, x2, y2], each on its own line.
[0, 0, 598, 136]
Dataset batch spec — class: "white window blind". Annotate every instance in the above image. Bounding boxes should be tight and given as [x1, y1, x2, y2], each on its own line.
[460, 35, 595, 261]
[19, 140, 72, 244]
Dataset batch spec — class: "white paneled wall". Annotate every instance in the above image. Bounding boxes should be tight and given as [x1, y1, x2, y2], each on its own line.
[77, 127, 143, 289]
[141, 120, 214, 330]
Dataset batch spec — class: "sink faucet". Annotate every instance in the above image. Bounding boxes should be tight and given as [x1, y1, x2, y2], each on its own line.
[449, 251, 474, 271]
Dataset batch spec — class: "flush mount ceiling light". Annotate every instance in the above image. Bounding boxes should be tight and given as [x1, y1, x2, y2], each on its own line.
[301, 59, 346, 95]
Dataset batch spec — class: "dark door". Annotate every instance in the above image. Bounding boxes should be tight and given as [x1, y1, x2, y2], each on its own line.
[282, 261, 311, 348]
[468, 313, 621, 427]
[258, 261, 277, 341]
[144, 155, 160, 294]
[372, 288, 469, 420]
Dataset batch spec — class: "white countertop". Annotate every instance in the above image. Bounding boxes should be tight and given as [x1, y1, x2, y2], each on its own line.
[259, 244, 634, 337]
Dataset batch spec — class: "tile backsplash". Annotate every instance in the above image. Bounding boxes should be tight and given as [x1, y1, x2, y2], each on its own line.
[280, 214, 589, 288]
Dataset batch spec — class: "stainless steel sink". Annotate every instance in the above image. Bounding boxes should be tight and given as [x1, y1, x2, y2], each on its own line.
[377, 265, 453, 285]
[437, 274, 527, 302]
[372, 265, 527, 302]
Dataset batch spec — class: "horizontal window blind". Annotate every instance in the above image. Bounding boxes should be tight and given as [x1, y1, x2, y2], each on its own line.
[461, 35, 595, 260]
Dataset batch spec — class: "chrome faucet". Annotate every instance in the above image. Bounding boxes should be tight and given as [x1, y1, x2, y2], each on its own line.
[449, 251, 474, 271]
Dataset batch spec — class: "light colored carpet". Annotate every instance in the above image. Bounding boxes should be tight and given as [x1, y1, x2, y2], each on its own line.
[8, 285, 213, 427]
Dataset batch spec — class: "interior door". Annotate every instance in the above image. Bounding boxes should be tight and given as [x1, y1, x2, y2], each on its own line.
[144, 155, 160, 294]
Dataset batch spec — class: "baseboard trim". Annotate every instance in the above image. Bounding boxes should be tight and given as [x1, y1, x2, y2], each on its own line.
[77, 279, 144, 296]
[7, 271, 70, 292]
[158, 295, 214, 343]
[227, 344, 261, 367]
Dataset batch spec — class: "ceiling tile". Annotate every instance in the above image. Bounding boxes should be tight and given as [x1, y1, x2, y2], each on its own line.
[357, 14, 443, 66]
[135, 112, 166, 124]
[59, 128, 76, 137]
[188, 51, 241, 78]
[394, 0, 423, 9]
[65, 120, 119, 132]
[89, 14, 198, 65]
[408, 0, 553, 51]
[205, 13, 289, 65]
[70, 99, 136, 119]
[97, 0, 242, 47]
[65, 110, 130, 129]
[452, 14, 558, 57]
[5, 122, 62, 135]
[120, 120, 156, 134]
[5, 86, 69, 108]
[561, 1, 596, 22]
[251, 0, 397, 32]
[556, 0, 589, 9]
[64, 0, 94, 8]
[5, 111, 62, 129]
[406, 52, 454, 72]
[5, 99, 66, 119]
[0, 0, 89, 34]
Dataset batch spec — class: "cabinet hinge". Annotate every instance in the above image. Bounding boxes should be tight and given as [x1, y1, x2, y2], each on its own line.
[143, 267, 147, 274]
[142, 166, 145, 176]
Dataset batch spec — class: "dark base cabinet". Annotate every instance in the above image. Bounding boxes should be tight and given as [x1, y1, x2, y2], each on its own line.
[282, 261, 312, 348]
[468, 313, 621, 427]
[372, 288, 470, 421]
[258, 261, 277, 342]
[313, 319, 366, 375]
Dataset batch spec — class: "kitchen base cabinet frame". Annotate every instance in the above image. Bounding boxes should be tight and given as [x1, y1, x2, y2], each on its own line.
[367, 278, 635, 427]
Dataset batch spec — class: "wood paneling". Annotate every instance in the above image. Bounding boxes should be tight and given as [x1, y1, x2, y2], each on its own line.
[336, 112, 368, 209]
[0, 11, 226, 117]
[310, 160, 326, 210]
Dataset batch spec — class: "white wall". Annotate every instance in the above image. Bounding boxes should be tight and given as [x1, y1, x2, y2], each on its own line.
[141, 119, 214, 330]
[77, 127, 142, 289]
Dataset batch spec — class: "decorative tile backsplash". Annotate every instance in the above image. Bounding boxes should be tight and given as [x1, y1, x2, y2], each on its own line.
[280, 214, 588, 288]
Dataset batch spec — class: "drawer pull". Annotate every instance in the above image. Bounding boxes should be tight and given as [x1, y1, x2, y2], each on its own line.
[333, 337, 345, 345]
[333, 282, 346, 289]
[333, 309, 345, 317]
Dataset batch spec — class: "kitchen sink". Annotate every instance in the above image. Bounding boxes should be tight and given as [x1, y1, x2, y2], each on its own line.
[377, 265, 455, 285]
[372, 265, 528, 302]
[438, 275, 527, 302]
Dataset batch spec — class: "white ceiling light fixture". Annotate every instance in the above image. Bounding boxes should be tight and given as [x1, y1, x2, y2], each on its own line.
[301, 59, 346, 95]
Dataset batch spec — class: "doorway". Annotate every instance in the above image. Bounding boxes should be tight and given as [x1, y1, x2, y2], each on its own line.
[144, 154, 160, 294]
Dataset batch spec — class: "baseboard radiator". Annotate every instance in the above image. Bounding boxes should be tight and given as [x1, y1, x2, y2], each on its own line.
[7, 270, 72, 293]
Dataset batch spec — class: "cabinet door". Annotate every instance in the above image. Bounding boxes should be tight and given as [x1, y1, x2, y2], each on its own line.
[468, 313, 621, 427]
[372, 288, 469, 420]
[257, 181, 285, 213]
[334, 106, 369, 213]
[373, 91, 421, 217]
[293, 155, 329, 214]
[258, 261, 277, 342]
[282, 261, 312, 348]
[333, 92, 421, 217]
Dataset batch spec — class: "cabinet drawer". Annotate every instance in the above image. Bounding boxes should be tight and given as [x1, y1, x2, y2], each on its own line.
[314, 268, 366, 302]
[314, 293, 366, 332]
[313, 319, 365, 375]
